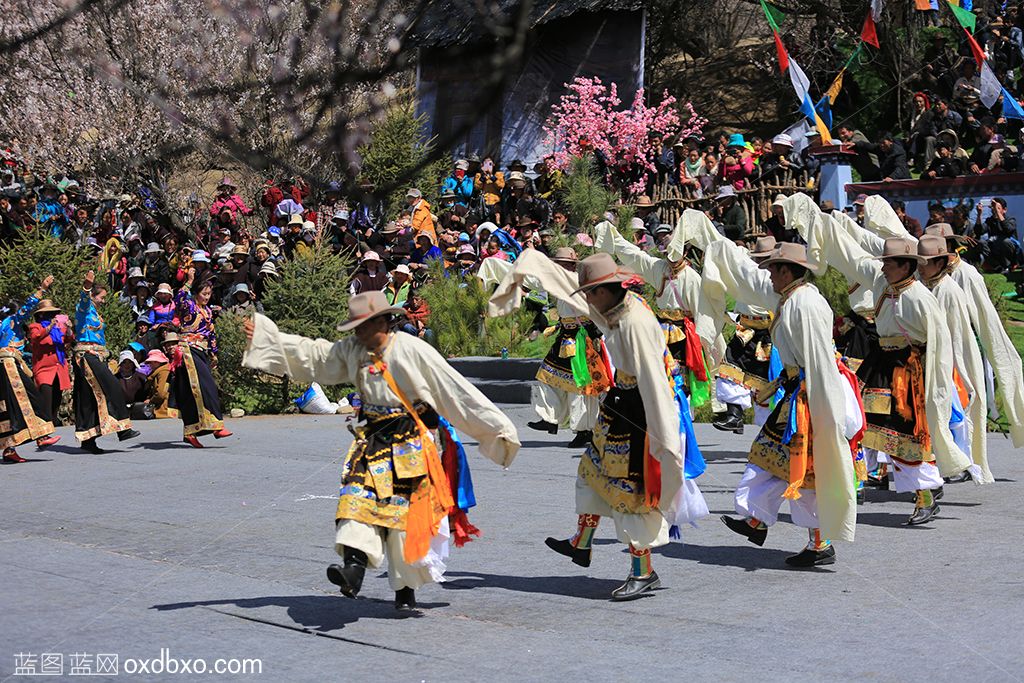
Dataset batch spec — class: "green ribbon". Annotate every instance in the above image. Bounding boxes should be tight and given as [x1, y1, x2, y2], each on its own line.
[571, 327, 591, 388]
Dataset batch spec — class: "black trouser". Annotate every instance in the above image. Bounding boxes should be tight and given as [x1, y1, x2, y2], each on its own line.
[37, 381, 62, 426]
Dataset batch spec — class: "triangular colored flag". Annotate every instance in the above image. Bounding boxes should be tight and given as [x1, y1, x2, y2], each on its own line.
[788, 56, 811, 101]
[759, 0, 786, 31]
[824, 69, 844, 105]
[815, 95, 833, 129]
[948, 1, 976, 32]
[1003, 88, 1024, 120]
[979, 61, 1000, 108]
[861, 13, 880, 48]
[773, 31, 789, 72]
[964, 27, 987, 66]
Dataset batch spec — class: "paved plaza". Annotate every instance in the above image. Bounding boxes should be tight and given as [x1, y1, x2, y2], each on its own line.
[1, 408, 1021, 682]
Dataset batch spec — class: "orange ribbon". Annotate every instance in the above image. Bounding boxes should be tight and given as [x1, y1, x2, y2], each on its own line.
[375, 360, 455, 564]
[782, 386, 811, 500]
[891, 348, 931, 453]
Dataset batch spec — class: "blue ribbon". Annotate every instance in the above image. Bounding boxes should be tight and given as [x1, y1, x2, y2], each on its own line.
[780, 369, 806, 445]
[439, 416, 476, 511]
[49, 325, 66, 365]
[767, 346, 785, 408]
[672, 374, 706, 480]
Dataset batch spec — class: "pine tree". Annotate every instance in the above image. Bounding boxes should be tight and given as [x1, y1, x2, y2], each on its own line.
[0, 230, 91, 313]
[357, 100, 450, 218]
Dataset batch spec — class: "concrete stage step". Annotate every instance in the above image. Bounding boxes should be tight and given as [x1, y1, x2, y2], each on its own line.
[448, 356, 539, 404]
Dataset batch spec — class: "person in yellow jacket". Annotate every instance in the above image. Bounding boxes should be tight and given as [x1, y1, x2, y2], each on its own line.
[406, 188, 437, 245]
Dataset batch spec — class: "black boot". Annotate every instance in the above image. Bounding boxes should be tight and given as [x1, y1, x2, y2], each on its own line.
[907, 490, 940, 526]
[944, 470, 972, 484]
[117, 428, 141, 441]
[326, 547, 368, 597]
[720, 515, 767, 546]
[567, 430, 592, 449]
[394, 587, 417, 611]
[712, 404, 744, 434]
[81, 438, 106, 455]
[527, 420, 558, 434]
[544, 537, 592, 567]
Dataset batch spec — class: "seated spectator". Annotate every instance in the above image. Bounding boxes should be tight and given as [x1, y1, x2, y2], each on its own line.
[892, 200, 923, 238]
[931, 98, 963, 134]
[385, 264, 413, 306]
[226, 283, 263, 314]
[116, 350, 147, 406]
[143, 350, 176, 419]
[350, 251, 389, 296]
[208, 176, 252, 223]
[400, 290, 435, 346]
[763, 194, 798, 242]
[453, 245, 478, 276]
[676, 147, 705, 197]
[440, 160, 474, 206]
[925, 141, 966, 179]
[475, 157, 504, 209]
[907, 92, 937, 171]
[952, 61, 982, 115]
[481, 234, 509, 261]
[410, 233, 442, 267]
[969, 118, 999, 174]
[122, 279, 153, 320]
[718, 134, 755, 190]
[712, 186, 746, 241]
[975, 197, 1023, 272]
[758, 133, 804, 183]
[134, 314, 153, 350]
[149, 283, 176, 330]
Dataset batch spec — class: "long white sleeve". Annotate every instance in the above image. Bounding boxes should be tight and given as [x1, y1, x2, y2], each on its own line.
[243, 313, 359, 385]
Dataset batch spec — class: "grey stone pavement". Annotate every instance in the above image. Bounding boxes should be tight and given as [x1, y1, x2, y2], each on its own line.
[1, 407, 1022, 683]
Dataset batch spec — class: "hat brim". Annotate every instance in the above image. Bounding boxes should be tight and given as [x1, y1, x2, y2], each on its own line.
[336, 307, 406, 332]
[748, 250, 775, 260]
[874, 253, 926, 263]
[570, 273, 634, 296]
[758, 255, 809, 269]
[34, 306, 61, 314]
[551, 257, 579, 265]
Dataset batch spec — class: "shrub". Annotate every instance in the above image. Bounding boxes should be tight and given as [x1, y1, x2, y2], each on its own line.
[417, 259, 548, 359]
[218, 238, 354, 414]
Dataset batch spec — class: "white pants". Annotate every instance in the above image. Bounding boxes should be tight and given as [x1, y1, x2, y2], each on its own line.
[532, 383, 599, 431]
[716, 378, 769, 425]
[334, 518, 450, 591]
[890, 459, 943, 493]
[716, 378, 752, 409]
[734, 463, 819, 529]
[574, 476, 669, 550]
[863, 448, 942, 492]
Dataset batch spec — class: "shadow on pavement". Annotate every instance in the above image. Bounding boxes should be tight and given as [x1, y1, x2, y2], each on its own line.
[151, 594, 449, 633]
[442, 571, 623, 600]
[135, 441, 226, 451]
[654, 542, 833, 573]
[854, 512, 958, 528]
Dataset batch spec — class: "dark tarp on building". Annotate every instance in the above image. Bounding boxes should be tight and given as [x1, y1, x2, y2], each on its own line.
[414, 1, 644, 167]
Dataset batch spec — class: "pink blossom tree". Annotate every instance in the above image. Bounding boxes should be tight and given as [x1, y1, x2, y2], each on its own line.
[542, 76, 707, 196]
